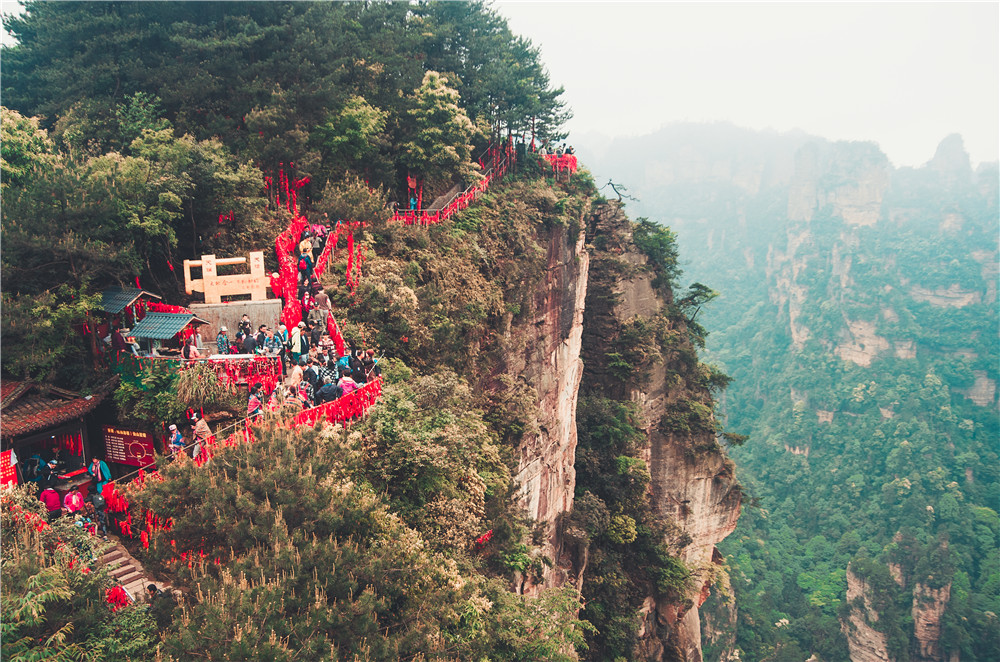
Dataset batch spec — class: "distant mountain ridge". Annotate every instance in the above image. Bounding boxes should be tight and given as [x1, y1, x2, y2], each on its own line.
[594, 123, 999, 662]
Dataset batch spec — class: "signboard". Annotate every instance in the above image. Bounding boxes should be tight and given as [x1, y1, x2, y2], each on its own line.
[103, 426, 156, 467]
[184, 251, 270, 304]
[1, 450, 17, 488]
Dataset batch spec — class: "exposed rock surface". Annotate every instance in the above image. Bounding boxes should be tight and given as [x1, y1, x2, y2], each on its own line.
[510, 221, 590, 596]
[963, 370, 997, 408]
[843, 567, 894, 662]
[913, 582, 952, 662]
[584, 202, 741, 661]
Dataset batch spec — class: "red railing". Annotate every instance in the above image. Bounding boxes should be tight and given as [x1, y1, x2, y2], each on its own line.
[541, 153, 577, 174]
[392, 142, 515, 226]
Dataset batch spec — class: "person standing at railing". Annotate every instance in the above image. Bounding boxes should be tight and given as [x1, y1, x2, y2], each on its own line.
[88, 456, 112, 496]
[167, 424, 185, 455]
[316, 376, 342, 404]
[190, 413, 211, 462]
[216, 326, 230, 355]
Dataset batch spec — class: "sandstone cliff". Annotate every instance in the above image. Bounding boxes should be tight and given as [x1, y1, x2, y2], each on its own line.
[509, 219, 591, 596]
[843, 567, 894, 662]
[580, 202, 741, 661]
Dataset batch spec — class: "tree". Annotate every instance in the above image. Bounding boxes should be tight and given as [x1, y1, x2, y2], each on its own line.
[401, 71, 482, 198]
[1, 487, 158, 661]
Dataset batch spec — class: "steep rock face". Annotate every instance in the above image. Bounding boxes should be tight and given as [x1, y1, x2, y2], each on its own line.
[584, 202, 741, 661]
[912, 582, 952, 662]
[787, 141, 891, 226]
[510, 221, 590, 595]
[843, 568, 893, 662]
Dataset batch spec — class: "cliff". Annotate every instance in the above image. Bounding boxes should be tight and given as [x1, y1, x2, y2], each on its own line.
[579, 201, 742, 661]
[843, 567, 894, 662]
[509, 217, 591, 596]
[590, 125, 998, 662]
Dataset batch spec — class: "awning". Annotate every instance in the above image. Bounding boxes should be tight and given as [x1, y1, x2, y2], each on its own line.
[101, 288, 161, 314]
[128, 312, 202, 340]
[1, 379, 115, 442]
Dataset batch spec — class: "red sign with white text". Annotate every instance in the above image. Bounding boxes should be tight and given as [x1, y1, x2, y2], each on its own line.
[1, 450, 17, 488]
[103, 426, 156, 467]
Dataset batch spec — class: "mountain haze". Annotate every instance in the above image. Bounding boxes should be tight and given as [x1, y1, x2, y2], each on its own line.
[594, 123, 999, 662]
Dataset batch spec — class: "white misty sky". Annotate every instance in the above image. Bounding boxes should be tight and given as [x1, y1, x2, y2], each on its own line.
[2, 2, 996, 167]
[494, 1, 999, 168]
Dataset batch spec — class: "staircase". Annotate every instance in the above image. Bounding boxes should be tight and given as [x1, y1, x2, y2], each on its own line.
[100, 537, 173, 603]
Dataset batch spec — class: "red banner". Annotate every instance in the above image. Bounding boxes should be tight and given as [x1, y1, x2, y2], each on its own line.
[104, 426, 157, 467]
[1, 450, 17, 488]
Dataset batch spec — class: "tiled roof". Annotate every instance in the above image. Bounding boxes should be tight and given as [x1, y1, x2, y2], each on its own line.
[128, 312, 196, 340]
[0, 381, 112, 441]
[101, 288, 161, 314]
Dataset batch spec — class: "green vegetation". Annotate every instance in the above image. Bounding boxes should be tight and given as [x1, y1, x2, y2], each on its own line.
[1, 488, 159, 661]
[609, 127, 999, 661]
[131, 406, 587, 661]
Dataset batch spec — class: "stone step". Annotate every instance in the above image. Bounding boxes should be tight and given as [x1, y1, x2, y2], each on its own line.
[110, 563, 140, 579]
[116, 569, 144, 586]
[102, 551, 127, 567]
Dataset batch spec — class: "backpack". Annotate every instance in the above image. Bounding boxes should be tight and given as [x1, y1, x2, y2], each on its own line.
[91, 494, 106, 511]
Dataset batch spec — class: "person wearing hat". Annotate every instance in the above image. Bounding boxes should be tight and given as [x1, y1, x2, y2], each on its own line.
[290, 321, 305, 366]
[216, 326, 229, 355]
[168, 424, 184, 455]
[190, 413, 211, 462]
[38, 458, 61, 490]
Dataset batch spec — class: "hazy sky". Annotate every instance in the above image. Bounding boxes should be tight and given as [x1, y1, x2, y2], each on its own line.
[494, 1, 999, 168]
[2, 2, 996, 167]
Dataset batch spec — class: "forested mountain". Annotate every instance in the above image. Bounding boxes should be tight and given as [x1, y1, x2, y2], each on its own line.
[1, 0, 567, 384]
[594, 124, 999, 662]
[2, 4, 742, 661]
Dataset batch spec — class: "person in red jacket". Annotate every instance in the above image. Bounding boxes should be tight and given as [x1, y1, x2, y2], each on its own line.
[39, 488, 62, 520]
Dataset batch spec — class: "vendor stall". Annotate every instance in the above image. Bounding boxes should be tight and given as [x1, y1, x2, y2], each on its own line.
[0, 380, 114, 497]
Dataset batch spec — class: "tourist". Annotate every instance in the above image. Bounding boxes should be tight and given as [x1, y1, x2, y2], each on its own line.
[167, 424, 185, 455]
[238, 314, 253, 338]
[283, 385, 307, 412]
[190, 413, 212, 461]
[338, 369, 358, 395]
[62, 488, 84, 514]
[241, 330, 257, 355]
[363, 349, 380, 380]
[88, 456, 112, 495]
[349, 349, 366, 384]
[247, 383, 264, 419]
[318, 353, 338, 385]
[216, 326, 229, 355]
[262, 328, 282, 357]
[316, 376, 343, 404]
[298, 370, 315, 406]
[318, 332, 336, 358]
[290, 322, 305, 365]
[182, 338, 201, 360]
[83, 499, 108, 540]
[39, 487, 62, 520]
[309, 320, 323, 348]
[38, 458, 60, 490]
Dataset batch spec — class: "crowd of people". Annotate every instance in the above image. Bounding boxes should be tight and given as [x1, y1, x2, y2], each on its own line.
[32, 455, 112, 539]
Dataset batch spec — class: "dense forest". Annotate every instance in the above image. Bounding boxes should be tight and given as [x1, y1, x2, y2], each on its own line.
[595, 124, 999, 661]
[1, 0, 568, 385]
[2, 3, 737, 661]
